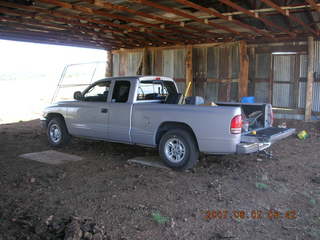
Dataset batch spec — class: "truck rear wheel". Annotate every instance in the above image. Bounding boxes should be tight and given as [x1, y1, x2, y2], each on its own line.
[47, 117, 71, 147]
[159, 129, 199, 170]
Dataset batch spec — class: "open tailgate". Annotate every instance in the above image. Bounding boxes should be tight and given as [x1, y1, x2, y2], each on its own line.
[237, 127, 295, 154]
[241, 127, 296, 143]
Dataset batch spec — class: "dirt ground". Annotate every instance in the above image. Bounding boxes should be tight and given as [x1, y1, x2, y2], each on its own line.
[1, 119, 320, 240]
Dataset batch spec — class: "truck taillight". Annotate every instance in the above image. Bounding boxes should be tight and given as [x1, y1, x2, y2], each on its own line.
[230, 115, 242, 134]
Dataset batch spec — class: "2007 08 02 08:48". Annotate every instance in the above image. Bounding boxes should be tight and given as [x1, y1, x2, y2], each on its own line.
[204, 210, 297, 220]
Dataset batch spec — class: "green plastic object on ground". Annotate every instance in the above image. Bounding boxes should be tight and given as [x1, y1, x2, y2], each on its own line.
[297, 130, 308, 140]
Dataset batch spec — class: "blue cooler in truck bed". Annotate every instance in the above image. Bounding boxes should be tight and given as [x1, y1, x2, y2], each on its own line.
[241, 96, 255, 103]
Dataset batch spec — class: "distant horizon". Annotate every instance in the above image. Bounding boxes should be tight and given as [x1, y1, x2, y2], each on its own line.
[0, 40, 107, 82]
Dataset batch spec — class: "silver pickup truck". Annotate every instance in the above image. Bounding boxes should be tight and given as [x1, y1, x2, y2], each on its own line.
[41, 76, 295, 169]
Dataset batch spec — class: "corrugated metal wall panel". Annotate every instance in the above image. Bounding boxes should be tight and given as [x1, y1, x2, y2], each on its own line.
[176, 82, 186, 93]
[163, 49, 174, 77]
[230, 82, 238, 101]
[255, 54, 270, 78]
[231, 44, 240, 79]
[298, 82, 306, 108]
[207, 47, 219, 79]
[274, 113, 304, 120]
[112, 53, 119, 77]
[119, 53, 127, 76]
[298, 82, 320, 112]
[254, 82, 269, 102]
[205, 82, 219, 102]
[299, 54, 307, 78]
[315, 40, 320, 79]
[153, 49, 163, 76]
[273, 55, 295, 82]
[127, 52, 143, 75]
[273, 83, 291, 107]
[174, 49, 186, 79]
[219, 46, 229, 80]
[193, 47, 207, 81]
[312, 82, 320, 112]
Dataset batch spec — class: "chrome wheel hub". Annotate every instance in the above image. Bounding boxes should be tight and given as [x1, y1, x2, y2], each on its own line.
[49, 124, 62, 143]
[164, 137, 186, 163]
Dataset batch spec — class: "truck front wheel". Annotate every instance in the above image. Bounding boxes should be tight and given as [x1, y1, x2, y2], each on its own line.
[47, 117, 71, 147]
[159, 129, 199, 170]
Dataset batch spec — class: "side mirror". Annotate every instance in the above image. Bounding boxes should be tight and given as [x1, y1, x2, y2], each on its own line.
[74, 91, 83, 101]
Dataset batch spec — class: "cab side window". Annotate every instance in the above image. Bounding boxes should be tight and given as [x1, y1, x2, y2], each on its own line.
[83, 81, 110, 102]
[112, 81, 131, 103]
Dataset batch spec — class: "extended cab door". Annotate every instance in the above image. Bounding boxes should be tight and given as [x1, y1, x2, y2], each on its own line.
[106, 80, 133, 143]
[67, 80, 110, 139]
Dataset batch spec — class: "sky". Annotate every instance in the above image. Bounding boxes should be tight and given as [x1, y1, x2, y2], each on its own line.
[0, 40, 107, 80]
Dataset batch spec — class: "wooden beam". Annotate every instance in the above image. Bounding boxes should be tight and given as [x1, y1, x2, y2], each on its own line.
[90, 0, 207, 42]
[305, 36, 315, 121]
[260, 0, 319, 36]
[219, 0, 295, 38]
[0, 22, 108, 47]
[173, 0, 274, 39]
[0, 11, 132, 47]
[37, 0, 189, 45]
[0, 1, 146, 47]
[305, 0, 320, 12]
[0, 30, 106, 49]
[185, 45, 193, 97]
[106, 51, 113, 77]
[133, 0, 238, 38]
[239, 41, 249, 99]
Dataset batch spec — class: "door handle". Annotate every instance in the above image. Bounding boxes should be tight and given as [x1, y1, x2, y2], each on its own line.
[101, 108, 108, 113]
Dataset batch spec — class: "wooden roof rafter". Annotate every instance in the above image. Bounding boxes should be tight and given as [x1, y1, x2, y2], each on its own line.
[0, 20, 110, 48]
[130, 0, 245, 39]
[0, 26, 110, 48]
[82, 0, 210, 43]
[0, 29, 106, 49]
[0, 1, 142, 46]
[218, 0, 296, 38]
[305, 0, 320, 12]
[0, 13, 131, 48]
[260, 0, 319, 36]
[0, 0, 177, 47]
[172, 0, 275, 39]
[36, 0, 196, 45]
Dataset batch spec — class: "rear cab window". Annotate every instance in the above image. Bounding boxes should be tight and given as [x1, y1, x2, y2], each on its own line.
[137, 80, 177, 101]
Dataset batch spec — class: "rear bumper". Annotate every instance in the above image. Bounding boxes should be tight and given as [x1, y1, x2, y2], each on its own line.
[237, 142, 271, 154]
[237, 128, 296, 154]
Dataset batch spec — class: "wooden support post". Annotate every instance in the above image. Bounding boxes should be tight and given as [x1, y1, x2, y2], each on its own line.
[185, 45, 193, 97]
[305, 36, 315, 121]
[106, 50, 113, 77]
[239, 40, 249, 100]
[142, 48, 150, 75]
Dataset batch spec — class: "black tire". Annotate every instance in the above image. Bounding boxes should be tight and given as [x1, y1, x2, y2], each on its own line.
[159, 128, 199, 170]
[47, 117, 71, 147]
